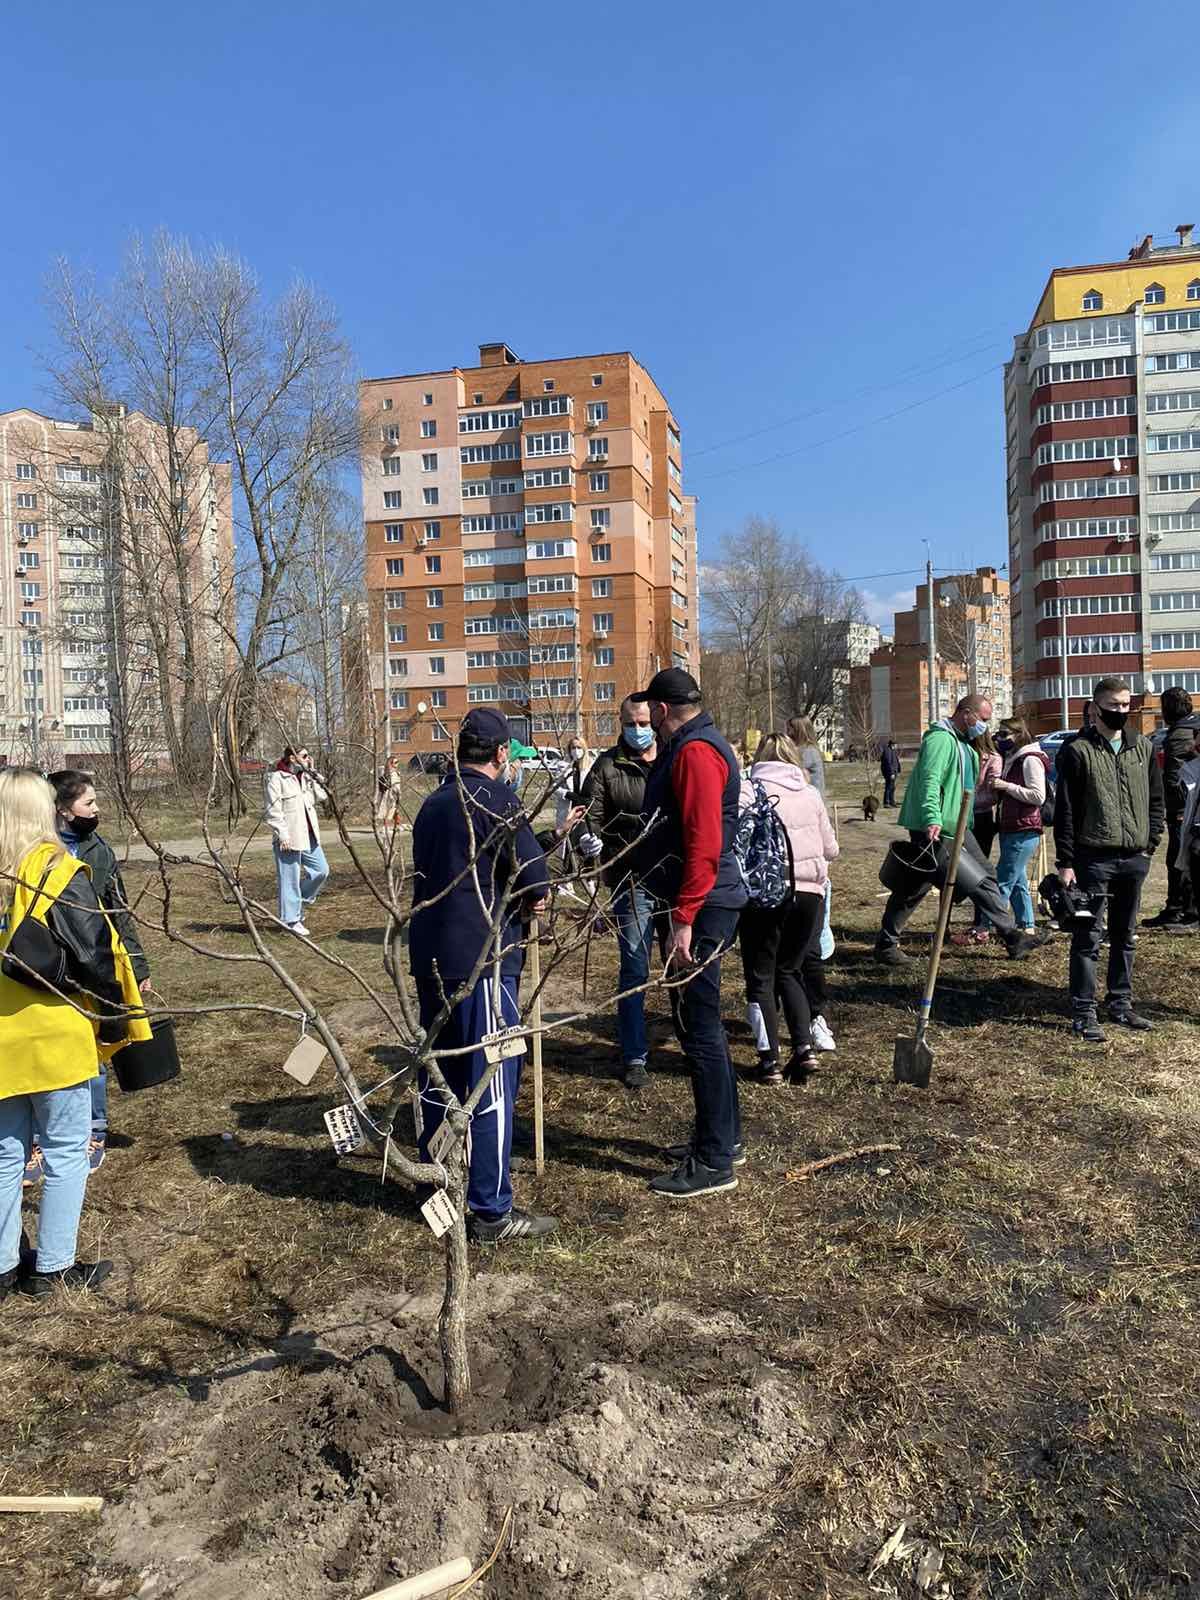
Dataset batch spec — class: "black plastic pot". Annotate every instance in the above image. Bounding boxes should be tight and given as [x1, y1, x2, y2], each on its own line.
[111, 1017, 180, 1092]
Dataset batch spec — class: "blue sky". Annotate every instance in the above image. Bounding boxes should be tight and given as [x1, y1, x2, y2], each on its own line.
[2, 0, 1196, 628]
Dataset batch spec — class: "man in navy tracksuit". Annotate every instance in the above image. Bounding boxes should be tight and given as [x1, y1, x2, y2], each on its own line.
[632, 668, 748, 1200]
[409, 708, 555, 1244]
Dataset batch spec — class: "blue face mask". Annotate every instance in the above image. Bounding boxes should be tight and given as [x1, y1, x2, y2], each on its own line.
[623, 724, 654, 751]
[967, 719, 989, 740]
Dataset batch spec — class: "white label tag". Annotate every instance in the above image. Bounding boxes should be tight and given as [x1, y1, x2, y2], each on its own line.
[482, 1026, 526, 1065]
[283, 1036, 328, 1086]
[324, 1104, 364, 1155]
[420, 1189, 458, 1238]
[427, 1119, 458, 1165]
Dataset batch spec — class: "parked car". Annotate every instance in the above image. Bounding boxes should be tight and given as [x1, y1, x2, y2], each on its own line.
[407, 753, 450, 776]
[1038, 728, 1075, 779]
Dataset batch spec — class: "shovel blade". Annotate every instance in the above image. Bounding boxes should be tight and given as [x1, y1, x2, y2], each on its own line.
[893, 1034, 933, 1088]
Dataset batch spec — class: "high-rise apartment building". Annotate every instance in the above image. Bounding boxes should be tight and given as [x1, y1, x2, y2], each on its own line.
[1006, 223, 1200, 732]
[360, 344, 697, 753]
[0, 405, 234, 768]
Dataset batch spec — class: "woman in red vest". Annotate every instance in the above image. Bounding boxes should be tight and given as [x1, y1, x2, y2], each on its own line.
[992, 715, 1051, 933]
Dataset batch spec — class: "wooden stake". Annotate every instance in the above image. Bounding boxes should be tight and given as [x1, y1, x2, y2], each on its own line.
[358, 1557, 473, 1600]
[530, 916, 544, 1178]
[0, 1495, 104, 1514]
[784, 1143, 900, 1182]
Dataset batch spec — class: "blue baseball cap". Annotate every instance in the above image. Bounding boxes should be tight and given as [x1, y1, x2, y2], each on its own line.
[460, 707, 512, 744]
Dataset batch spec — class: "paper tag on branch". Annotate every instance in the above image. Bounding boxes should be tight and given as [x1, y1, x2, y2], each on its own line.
[427, 1118, 459, 1166]
[323, 1104, 364, 1155]
[482, 1026, 526, 1065]
[282, 1036, 327, 1086]
[420, 1190, 458, 1238]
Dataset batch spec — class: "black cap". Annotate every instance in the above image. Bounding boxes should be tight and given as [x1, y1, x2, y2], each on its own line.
[460, 707, 512, 744]
[629, 667, 702, 706]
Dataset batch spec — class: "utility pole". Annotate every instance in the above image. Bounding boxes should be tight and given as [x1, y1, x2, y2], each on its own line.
[925, 554, 937, 726]
[765, 607, 775, 731]
[1059, 596, 1070, 731]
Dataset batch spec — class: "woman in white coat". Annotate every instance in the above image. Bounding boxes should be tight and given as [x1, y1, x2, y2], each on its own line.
[263, 747, 329, 937]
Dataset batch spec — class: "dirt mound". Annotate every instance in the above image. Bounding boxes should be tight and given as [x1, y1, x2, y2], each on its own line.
[101, 1276, 812, 1599]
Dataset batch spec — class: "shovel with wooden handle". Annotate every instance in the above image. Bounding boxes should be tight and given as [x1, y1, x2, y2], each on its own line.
[529, 915, 545, 1177]
[893, 791, 972, 1088]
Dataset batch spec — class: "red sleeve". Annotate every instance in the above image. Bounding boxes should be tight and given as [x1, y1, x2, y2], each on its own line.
[670, 742, 728, 925]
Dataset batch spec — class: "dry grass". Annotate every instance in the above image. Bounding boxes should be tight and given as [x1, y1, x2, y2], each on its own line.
[4, 766, 1200, 1597]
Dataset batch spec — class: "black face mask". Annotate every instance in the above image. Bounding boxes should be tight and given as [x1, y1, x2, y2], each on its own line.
[1096, 706, 1129, 732]
[68, 815, 100, 838]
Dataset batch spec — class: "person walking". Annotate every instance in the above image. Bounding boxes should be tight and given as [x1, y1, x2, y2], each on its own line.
[784, 716, 826, 798]
[1173, 724, 1200, 910]
[409, 709, 555, 1244]
[880, 740, 902, 807]
[632, 668, 747, 1200]
[874, 694, 1045, 966]
[1143, 686, 1200, 928]
[990, 718, 1050, 933]
[579, 698, 658, 1088]
[376, 756, 404, 829]
[0, 768, 146, 1302]
[1054, 676, 1164, 1043]
[263, 746, 329, 938]
[955, 729, 1002, 945]
[738, 734, 838, 1084]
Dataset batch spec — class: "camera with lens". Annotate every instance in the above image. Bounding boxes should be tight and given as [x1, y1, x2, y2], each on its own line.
[1038, 873, 1105, 929]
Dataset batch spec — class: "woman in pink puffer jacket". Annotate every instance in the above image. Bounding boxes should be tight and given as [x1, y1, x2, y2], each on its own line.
[738, 733, 839, 1083]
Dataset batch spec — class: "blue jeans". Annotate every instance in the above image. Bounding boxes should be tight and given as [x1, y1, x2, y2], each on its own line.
[90, 1066, 108, 1135]
[996, 830, 1041, 929]
[0, 1083, 92, 1273]
[274, 841, 329, 924]
[613, 886, 654, 1065]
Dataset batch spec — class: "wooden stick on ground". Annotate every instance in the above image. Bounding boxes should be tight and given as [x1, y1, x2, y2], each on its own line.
[359, 1555, 473, 1600]
[529, 916, 544, 1179]
[785, 1143, 901, 1183]
[0, 1495, 105, 1513]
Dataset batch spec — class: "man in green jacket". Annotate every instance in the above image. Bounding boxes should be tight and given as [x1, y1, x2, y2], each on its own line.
[875, 694, 1044, 965]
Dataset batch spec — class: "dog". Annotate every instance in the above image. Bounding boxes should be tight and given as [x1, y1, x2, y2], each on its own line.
[862, 794, 880, 822]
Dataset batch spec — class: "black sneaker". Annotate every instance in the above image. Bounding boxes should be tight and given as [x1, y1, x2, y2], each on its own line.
[648, 1156, 738, 1200]
[19, 1260, 114, 1300]
[873, 944, 909, 967]
[664, 1138, 747, 1167]
[1105, 1008, 1154, 1032]
[1005, 926, 1051, 961]
[1072, 1015, 1107, 1044]
[1142, 908, 1185, 928]
[466, 1209, 557, 1245]
[622, 1060, 650, 1090]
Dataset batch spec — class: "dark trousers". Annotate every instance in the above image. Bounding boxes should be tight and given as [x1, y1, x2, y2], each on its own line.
[659, 903, 741, 1171]
[971, 811, 998, 928]
[1188, 838, 1200, 912]
[1069, 850, 1150, 1015]
[878, 829, 1017, 950]
[883, 775, 897, 806]
[739, 895, 824, 1057]
[1165, 813, 1193, 914]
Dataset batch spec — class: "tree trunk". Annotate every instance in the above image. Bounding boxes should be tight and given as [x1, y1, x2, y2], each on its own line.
[439, 1151, 471, 1414]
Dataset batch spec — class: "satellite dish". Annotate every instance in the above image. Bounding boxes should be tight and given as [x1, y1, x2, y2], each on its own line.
[416, 700, 429, 715]
[1113, 458, 1124, 474]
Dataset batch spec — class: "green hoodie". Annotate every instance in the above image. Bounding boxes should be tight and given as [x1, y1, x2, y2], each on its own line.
[897, 720, 979, 834]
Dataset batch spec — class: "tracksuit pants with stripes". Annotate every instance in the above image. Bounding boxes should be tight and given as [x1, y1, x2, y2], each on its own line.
[415, 974, 522, 1222]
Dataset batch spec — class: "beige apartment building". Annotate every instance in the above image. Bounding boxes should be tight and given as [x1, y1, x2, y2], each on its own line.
[360, 343, 698, 753]
[0, 405, 234, 769]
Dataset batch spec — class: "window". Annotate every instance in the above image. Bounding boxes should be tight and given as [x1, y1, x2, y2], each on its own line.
[1145, 283, 1166, 305]
[668, 424, 681, 453]
[1034, 435, 1137, 466]
[385, 524, 404, 542]
[589, 471, 609, 492]
[595, 682, 615, 702]
[528, 608, 577, 630]
[391, 722, 410, 743]
[20, 582, 41, 600]
[1146, 310, 1200, 333]
[15, 463, 36, 480]
[431, 725, 448, 742]
[1034, 397, 1137, 425]
[16, 492, 36, 509]
[593, 611, 614, 634]
[526, 501, 573, 523]
[523, 395, 571, 417]
[427, 588, 444, 608]
[1040, 555, 1137, 580]
[382, 397, 394, 412]
[17, 523, 38, 540]
[423, 487, 439, 506]
[20, 611, 41, 627]
[1148, 431, 1200, 454]
[430, 689, 447, 707]
[1082, 290, 1103, 311]
[468, 685, 500, 703]
[423, 521, 441, 540]
[425, 555, 441, 573]
[593, 543, 612, 563]
[1042, 594, 1139, 618]
[390, 690, 409, 710]
[1038, 477, 1136, 503]
[383, 424, 400, 443]
[1152, 633, 1200, 652]
[463, 545, 524, 567]
[423, 392, 434, 406]
[527, 539, 575, 559]
[422, 452, 437, 471]
[527, 574, 573, 595]
[429, 656, 446, 675]
[459, 408, 521, 432]
[421, 419, 437, 438]
[1147, 350, 1200, 373]
[386, 558, 404, 576]
[1145, 391, 1200, 413]
[1036, 355, 1136, 385]
[461, 442, 520, 463]
[462, 512, 524, 534]
[1150, 590, 1200, 612]
[388, 624, 407, 644]
[592, 578, 613, 598]
[543, 379, 555, 393]
[590, 507, 611, 529]
[17, 551, 39, 569]
[1151, 540, 1200, 561]
[384, 490, 402, 509]
[595, 646, 614, 667]
[1037, 631, 1141, 657]
[464, 476, 523, 497]
[588, 437, 609, 460]
[473, 392, 483, 405]
[592, 374, 603, 387]
[524, 465, 572, 489]
[386, 589, 405, 608]
[1190, 280, 1200, 302]
[382, 457, 402, 476]
[586, 401, 608, 423]
[524, 430, 572, 457]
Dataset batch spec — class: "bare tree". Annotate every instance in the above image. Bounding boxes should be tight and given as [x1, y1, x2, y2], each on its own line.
[844, 681, 880, 793]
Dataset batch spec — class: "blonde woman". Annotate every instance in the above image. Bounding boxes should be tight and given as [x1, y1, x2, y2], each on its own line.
[784, 716, 827, 798]
[0, 769, 143, 1302]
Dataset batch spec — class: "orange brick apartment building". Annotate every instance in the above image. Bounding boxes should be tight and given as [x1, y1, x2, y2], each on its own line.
[360, 344, 698, 753]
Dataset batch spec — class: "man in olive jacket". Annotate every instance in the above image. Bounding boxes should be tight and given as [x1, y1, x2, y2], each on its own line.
[1054, 676, 1164, 1042]
[875, 694, 1043, 965]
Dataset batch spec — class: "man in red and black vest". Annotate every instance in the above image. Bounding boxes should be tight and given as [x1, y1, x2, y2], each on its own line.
[631, 668, 747, 1200]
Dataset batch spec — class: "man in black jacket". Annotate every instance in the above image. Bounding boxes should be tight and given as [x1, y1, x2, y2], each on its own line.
[49, 771, 150, 1175]
[880, 740, 901, 807]
[1143, 686, 1200, 928]
[1053, 677, 1164, 1043]
[580, 697, 658, 1087]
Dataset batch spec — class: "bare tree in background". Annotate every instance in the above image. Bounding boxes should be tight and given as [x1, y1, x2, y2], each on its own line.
[931, 572, 986, 693]
[845, 681, 880, 793]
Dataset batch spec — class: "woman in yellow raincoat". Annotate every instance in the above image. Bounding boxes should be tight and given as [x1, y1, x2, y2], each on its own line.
[0, 768, 149, 1302]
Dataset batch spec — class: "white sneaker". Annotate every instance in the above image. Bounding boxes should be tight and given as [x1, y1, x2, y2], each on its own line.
[289, 921, 311, 938]
[811, 1015, 836, 1052]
